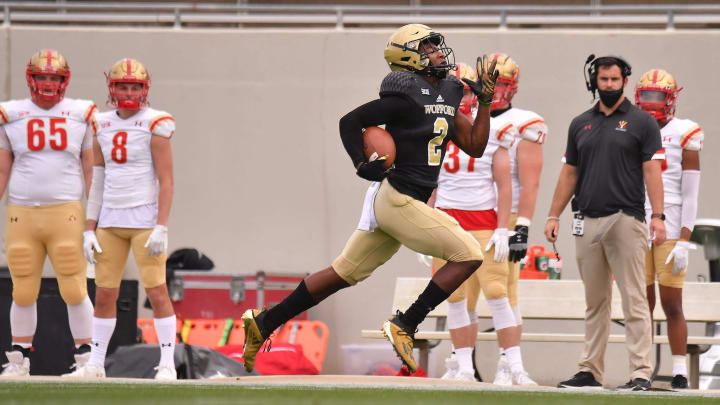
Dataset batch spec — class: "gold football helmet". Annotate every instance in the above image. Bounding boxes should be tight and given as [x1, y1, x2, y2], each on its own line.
[635, 69, 681, 124]
[106, 58, 151, 110]
[384, 24, 455, 79]
[489, 53, 519, 110]
[452, 62, 478, 115]
[25, 49, 71, 105]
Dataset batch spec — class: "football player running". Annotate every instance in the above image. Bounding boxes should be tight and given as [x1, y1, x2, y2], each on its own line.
[0, 50, 96, 377]
[65, 59, 177, 380]
[430, 63, 535, 385]
[240, 24, 498, 374]
[636, 69, 701, 389]
[487, 53, 547, 382]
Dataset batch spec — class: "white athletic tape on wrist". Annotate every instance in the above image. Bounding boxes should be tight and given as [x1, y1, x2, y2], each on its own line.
[515, 216, 531, 227]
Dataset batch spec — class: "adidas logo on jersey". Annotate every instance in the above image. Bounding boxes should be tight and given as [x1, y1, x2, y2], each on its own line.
[436, 95, 445, 103]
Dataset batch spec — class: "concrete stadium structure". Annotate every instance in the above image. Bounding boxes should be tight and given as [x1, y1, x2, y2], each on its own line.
[1, 26, 718, 385]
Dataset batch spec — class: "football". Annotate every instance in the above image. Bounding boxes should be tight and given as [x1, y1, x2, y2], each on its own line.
[362, 126, 396, 169]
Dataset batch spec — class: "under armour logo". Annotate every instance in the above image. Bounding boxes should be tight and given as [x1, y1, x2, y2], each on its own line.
[61, 111, 71, 116]
[134, 121, 143, 127]
[18, 111, 29, 118]
[101, 121, 111, 128]
[9, 217, 17, 222]
[161, 343, 173, 348]
[93, 342, 100, 347]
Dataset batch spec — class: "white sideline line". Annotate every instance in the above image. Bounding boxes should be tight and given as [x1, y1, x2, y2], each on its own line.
[2, 375, 720, 398]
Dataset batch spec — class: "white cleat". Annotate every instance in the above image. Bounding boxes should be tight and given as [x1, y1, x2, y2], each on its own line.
[0, 351, 30, 377]
[154, 364, 177, 381]
[493, 356, 512, 386]
[62, 362, 106, 378]
[440, 355, 458, 380]
[512, 370, 538, 386]
[454, 369, 477, 381]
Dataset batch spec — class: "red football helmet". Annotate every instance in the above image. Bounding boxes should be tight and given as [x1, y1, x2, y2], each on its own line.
[635, 69, 682, 125]
[106, 58, 151, 110]
[489, 53, 519, 111]
[26, 49, 71, 106]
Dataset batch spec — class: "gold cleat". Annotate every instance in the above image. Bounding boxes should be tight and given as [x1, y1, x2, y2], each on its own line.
[381, 311, 418, 373]
[241, 309, 267, 372]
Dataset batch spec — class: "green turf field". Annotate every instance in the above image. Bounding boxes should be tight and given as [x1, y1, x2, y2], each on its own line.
[1, 383, 718, 405]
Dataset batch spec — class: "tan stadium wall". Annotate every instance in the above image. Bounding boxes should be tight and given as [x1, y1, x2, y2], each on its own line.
[1, 26, 719, 385]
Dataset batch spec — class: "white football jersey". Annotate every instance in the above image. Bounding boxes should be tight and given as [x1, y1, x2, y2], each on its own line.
[95, 107, 174, 209]
[644, 117, 703, 238]
[496, 107, 548, 213]
[0, 98, 96, 205]
[435, 116, 517, 211]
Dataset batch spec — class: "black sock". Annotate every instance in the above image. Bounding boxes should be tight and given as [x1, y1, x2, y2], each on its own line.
[399, 280, 449, 331]
[256, 280, 317, 337]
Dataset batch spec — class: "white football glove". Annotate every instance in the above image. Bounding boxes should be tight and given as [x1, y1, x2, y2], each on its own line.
[144, 225, 168, 256]
[486, 228, 509, 263]
[416, 253, 433, 268]
[83, 230, 102, 264]
[665, 240, 691, 275]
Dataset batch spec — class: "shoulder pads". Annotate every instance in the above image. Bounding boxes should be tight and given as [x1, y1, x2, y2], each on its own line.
[379, 70, 417, 98]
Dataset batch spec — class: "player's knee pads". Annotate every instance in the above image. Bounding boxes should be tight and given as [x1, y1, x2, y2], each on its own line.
[58, 279, 88, 306]
[447, 299, 471, 330]
[481, 281, 507, 300]
[50, 243, 83, 276]
[7, 245, 36, 277]
[487, 297, 516, 331]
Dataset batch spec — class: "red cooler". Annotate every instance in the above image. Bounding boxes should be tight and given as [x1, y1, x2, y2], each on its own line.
[169, 270, 308, 320]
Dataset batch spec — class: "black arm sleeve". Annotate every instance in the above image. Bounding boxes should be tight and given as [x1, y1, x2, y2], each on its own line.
[339, 95, 415, 168]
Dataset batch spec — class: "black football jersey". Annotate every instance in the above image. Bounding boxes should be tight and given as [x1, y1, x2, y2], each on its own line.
[379, 70, 464, 201]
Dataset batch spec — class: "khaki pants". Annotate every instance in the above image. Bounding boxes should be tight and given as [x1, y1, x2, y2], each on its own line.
[575, 212, 652, 382]
[94, 227, 167, 289]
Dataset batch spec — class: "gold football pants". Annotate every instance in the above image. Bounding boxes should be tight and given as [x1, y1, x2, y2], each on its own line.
[94, 227, 167, 289]
[333, 179, 484, 285]
[6, 202, 87, 306]
[646, 239, 685, 289]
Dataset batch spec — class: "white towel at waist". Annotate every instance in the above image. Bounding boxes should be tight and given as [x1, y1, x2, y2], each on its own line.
[357, 181, 381, 232]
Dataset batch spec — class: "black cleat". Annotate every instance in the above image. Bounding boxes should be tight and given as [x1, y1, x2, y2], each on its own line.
[557, 371, 603, 390]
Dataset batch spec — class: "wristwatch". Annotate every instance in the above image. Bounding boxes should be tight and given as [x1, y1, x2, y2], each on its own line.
[651, 213, 666, 221]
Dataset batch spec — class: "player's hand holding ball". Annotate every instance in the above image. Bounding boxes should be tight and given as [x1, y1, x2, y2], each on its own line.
[356, 126, 396, 182]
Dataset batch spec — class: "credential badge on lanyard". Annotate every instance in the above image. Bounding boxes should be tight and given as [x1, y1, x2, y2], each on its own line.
[572, 213, 585, 236]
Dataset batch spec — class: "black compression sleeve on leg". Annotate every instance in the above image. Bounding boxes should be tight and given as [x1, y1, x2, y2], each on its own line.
[399, 280, 450, 331]
[339, 96, 416, 168]
[256, 280, 317, 337]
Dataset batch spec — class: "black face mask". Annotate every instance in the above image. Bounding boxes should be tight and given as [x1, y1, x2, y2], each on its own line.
[598, 89, 624, 107]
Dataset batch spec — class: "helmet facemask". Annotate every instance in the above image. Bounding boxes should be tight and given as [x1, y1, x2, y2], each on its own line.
[416, 33, 455, 79]
[26, 49, 71, 107]
[635, 69, 681, 125]
[106, 58, 151, 111]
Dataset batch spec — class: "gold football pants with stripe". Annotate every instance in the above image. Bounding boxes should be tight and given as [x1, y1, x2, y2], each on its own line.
[333, 179, 484, 285]
[6, 202, 87, 306]
[94, 227, 167, 289]
[433, 230, 510, 307]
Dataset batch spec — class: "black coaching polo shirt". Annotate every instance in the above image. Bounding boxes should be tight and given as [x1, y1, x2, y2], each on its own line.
[565, 98, 662, 221]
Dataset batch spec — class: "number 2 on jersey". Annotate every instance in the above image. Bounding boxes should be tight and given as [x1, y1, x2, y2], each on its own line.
[112, 131, 128, 163]
[428, 117, 449, 166]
